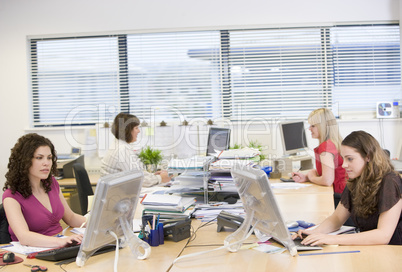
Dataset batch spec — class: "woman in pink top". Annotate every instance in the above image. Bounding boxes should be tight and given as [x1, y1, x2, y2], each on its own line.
[292, 108, 347, 194]
[2, 133, 86, 248]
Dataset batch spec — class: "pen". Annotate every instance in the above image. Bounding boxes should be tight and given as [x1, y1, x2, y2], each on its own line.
[299, 250, 360, 256]
[156, 213, 160, 229]
[140, 194, 147, 204]
[292, 167, 301, 177]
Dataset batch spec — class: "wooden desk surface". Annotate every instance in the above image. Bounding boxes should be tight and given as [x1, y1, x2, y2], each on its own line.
[270, 178, 334, 195]
[57, 174, 100, 187]
[3, 180, 400, 272]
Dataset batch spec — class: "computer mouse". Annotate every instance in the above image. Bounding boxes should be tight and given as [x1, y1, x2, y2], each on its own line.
[297, 220, 315, 228]
[2, 252, 15, 263]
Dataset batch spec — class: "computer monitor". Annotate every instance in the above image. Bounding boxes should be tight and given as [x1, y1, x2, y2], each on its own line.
[206, 127, 231, 156]
[279, 121, 308, 156]
[226, 165, 298, 256]
[76, 170, 151, 267]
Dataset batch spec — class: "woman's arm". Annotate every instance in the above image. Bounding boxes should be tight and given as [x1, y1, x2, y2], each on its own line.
[301, 199, 402, 246]
[307, 152, 335, 187]
[299, 202, 350, 237]
[3, 197, 82, 248]
[60, 189, 86, 227]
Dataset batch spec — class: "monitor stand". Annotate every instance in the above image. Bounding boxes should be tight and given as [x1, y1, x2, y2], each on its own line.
[119, 216, 151, 259]
[76, 201, 151, 267]
[223, 210, 298, 257]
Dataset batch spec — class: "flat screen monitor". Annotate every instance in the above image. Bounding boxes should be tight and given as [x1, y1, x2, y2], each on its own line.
[76, 170, 151, 267]
[279, 121, 308, 156]
[206, 127, 231, 156]
[226, 165, 298, 256]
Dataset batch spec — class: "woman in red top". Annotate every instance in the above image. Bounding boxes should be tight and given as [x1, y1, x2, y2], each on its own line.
[292, 108, 346, 194]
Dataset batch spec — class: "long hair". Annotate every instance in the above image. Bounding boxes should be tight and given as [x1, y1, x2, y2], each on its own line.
[3, 133, 58, 198]
[308, 108, 342, 150]
[111, 112, 140, 143]
[342, 131, 394, 218]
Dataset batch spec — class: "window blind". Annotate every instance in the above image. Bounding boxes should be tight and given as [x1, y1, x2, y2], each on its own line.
[224, 28, 332, 120]
[126, 31, 222, 122]
[30, 36, 122, 126]
[330, 25, 401, 113]
[29, 24, 400, 127]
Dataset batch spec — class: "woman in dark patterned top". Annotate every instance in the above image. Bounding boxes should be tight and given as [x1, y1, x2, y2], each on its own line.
[294, 130, 402, 246]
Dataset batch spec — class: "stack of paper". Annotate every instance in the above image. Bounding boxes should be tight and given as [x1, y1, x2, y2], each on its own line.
[213, 147, 261, 159]
[141, 193, 196, 220]
[168, 156, 214, 170]
[209, 159, 256, 171]
[192, 202, 245, 222]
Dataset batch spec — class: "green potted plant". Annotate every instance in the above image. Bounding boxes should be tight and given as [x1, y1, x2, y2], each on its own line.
[138, 146, 163, 172]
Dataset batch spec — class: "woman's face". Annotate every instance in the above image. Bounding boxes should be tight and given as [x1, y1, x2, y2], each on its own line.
[309, 124, 320, 139]
[130, 125, 141, 143]
[341, 145, 367, 179]
[29, 145, 52, 182]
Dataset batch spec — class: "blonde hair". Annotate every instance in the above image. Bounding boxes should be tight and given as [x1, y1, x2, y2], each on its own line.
[308, 108, 342, 150]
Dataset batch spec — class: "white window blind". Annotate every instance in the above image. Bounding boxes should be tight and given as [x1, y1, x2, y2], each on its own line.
[29, 24, 400, 127]
[225, 28, 331, 119]
[330, 25, 401, 113]
[30, 37, 122, 126]
[126, 31, 222, 122]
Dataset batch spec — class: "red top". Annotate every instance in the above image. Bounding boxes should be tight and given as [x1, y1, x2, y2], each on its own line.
[314, 140, 347, 194]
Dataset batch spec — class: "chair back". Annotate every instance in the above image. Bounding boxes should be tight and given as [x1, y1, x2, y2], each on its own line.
[0, 203, 11, 244]
[73, 163, 94, 215]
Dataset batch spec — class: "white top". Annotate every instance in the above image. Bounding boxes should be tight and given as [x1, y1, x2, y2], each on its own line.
[100, 139, 161, 187]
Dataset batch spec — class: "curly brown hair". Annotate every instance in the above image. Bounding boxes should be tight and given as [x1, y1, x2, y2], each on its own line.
[3, 133, 58, 198]
[111, 112, 140, 143]
[342, 131, 395, 218]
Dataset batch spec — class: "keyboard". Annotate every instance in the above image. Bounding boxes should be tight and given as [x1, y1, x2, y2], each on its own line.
[34, 244, 116, 261]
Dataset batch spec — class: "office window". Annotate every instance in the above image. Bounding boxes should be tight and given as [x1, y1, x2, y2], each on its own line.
[126, 32, 222, 121]
[224, 28, 331, 119]
[30, 37, 121, 126]
[29, 24, 400, 126]
[330, 25, 401, 112]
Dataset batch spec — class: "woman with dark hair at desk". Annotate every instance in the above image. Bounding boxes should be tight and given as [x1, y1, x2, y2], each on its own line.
[294, 130, 402, 245]
[2, 133, 86, 247]
[100, 112, 170, 187]
[292, 108, 346, 194]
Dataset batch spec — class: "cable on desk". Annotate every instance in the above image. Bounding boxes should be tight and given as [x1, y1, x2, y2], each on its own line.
[108, 230, 120, 272]
[172, 220, 258, 264]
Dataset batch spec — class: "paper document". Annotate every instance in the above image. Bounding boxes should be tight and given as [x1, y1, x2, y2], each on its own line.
[1, 242, 55, 255]
[215, 147, 261, 159]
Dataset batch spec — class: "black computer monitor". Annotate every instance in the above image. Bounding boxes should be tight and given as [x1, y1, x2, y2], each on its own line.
[226, 165, 298, 256]
[76, 170, 151, 267]
[206, 127, 231, 156]
[279, 121, 308, 156]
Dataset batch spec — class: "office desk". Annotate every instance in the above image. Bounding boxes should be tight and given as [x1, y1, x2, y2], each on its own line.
[58, 174, 100, 189]
[270, 179, 334, 195]
[3, 182, 401, 272]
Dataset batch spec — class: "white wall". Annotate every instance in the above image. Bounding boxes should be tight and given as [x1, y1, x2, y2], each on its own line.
[0, 0, 400, 195]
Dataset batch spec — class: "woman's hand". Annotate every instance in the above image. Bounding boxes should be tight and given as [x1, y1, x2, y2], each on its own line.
[60, 234, 84, 247]
[297, 233, 337, 246]
[292, 172, 307, 183]
[155, 170, 171, 183]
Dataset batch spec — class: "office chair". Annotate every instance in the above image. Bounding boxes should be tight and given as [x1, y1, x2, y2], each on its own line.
[73, 163, 94, 215]
[333, 193, 354, 227]
[0, 203, 11, 244]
